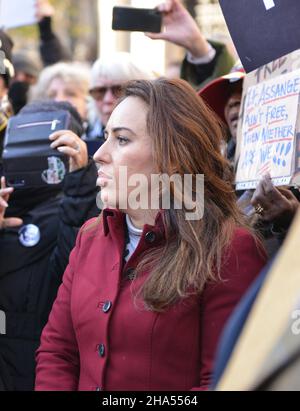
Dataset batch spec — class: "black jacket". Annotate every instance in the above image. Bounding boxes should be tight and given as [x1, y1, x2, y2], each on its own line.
[0, 160, 99, 391]
[39, 17, 71, 66]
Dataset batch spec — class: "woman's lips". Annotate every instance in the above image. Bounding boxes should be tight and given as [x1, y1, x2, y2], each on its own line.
[97, 171, 112, 188]
[98, 171, 112, 179]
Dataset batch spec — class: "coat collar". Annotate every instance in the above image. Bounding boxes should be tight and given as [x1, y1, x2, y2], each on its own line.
[102, 208, 166, 243]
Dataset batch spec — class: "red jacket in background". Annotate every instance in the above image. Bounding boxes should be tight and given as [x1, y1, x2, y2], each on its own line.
[35, 209, 266, 391]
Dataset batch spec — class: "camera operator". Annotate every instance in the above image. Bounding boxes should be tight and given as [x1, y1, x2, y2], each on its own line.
[0, 101, 99, 391]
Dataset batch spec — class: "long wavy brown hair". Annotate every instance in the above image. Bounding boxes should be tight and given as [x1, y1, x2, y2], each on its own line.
[117, 78, 251, 311]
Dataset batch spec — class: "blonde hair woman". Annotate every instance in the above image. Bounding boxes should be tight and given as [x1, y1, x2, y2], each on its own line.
[31, 62, 91, 121]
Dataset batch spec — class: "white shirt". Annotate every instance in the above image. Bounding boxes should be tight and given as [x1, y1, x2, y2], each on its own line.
[124, 215, 143, 263]
[186, 44, 216, 65]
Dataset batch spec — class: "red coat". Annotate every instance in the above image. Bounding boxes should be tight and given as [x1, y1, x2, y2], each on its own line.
[35, 209, 266, 391]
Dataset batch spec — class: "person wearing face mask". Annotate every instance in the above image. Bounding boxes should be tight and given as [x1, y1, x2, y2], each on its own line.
[0, 101, 99, 391]
[0, 32, 35, 119]
[8, 53, 41, 115]
[35, 78, 266, 391]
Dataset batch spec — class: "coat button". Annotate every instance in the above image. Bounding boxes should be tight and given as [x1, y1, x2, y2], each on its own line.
[98, 343, 105, 357]
[124, 268, 135, 280]
[145, 231, 156, 244]
[102, 301, 112, 313]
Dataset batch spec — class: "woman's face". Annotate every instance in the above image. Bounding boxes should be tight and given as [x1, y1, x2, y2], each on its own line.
[93, 96, 155, 210]
[47, 77, 87, 121]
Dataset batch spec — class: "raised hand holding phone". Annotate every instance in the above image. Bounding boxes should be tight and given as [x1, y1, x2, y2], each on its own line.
[144, 0, 211, 59]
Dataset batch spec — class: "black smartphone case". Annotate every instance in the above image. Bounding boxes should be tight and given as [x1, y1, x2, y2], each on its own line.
[112, 7, 162, 33]
[2, 111, 71, 188]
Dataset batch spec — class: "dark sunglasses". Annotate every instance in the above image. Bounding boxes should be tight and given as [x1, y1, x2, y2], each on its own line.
[89, 85, 123, 101]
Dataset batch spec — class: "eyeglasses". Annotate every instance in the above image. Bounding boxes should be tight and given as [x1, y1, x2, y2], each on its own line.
[89, 85, 123, 101]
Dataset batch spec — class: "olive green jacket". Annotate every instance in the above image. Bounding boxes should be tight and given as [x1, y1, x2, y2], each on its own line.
[181, 39, 235, 91]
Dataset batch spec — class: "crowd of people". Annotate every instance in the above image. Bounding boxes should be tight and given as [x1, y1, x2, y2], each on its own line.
[0, 0, 299, 391]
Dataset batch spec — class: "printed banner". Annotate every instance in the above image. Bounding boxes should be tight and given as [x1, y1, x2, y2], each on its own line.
[236, 69, 300, 190]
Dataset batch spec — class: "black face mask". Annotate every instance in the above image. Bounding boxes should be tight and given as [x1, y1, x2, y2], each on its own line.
[8, 81, 30, 115]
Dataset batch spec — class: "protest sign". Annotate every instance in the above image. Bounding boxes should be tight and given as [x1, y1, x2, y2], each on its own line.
[219, 0, 300, 72]
[217, 208, 300, 391]
[0, 0, 36, 29]
[235, 50, 300, 190]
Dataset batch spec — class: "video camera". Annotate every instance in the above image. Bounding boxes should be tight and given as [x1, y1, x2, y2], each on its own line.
[2, 110, 72, 188]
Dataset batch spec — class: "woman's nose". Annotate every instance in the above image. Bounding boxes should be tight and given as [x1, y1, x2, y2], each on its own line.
[93, 140, 111, 164]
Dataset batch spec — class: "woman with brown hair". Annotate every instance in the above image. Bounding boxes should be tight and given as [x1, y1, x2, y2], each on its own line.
[35, 78, 266, 391]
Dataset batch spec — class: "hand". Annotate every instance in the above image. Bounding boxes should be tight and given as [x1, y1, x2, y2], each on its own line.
[35, 0, 55, 21]
[49, 130, 88, 173]
[251, 174, 299, 228]
[145, 0, 210, 58]
[0, 177, 23, 230]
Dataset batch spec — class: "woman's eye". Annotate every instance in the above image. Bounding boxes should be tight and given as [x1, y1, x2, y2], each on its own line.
[65, 91, 77, 98]
[117, 136, 129, 145]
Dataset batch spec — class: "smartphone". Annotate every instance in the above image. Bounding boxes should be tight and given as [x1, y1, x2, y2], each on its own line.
[112, 6, 162, 33]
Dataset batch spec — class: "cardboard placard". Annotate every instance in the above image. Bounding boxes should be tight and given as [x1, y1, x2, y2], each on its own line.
[219, 0, 300, 73]
[0, 0, 36, 29]
[217, 208, 300, 391]
[235, 50, 300, 190]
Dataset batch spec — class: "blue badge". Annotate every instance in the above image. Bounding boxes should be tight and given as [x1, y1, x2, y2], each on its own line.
[18, 224, 41, 247]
